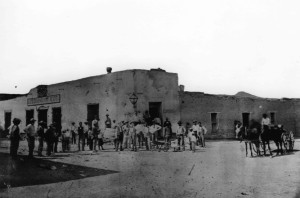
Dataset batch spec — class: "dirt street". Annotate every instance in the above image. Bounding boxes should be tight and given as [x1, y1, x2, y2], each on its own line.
[0, 139, 300, 198]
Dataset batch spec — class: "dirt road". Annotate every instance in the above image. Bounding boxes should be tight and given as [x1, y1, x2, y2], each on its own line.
[0, 139, 299, 198]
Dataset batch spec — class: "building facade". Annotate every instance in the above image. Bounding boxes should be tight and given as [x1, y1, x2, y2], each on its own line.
[0, 68, 299, 138]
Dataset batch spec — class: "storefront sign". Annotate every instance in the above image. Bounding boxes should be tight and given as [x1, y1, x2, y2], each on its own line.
[27, 94, 60, 106]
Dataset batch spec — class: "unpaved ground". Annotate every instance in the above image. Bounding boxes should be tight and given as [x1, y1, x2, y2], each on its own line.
[0, 139, 300, 198]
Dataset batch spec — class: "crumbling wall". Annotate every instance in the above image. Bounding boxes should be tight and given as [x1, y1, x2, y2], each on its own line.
[180, 92, 298, 138]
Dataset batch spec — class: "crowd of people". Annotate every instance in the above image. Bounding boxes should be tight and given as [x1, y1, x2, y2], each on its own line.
[7, 113, 208, 158]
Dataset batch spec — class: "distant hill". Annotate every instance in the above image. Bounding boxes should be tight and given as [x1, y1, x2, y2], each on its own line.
[234, 91, 261, 99]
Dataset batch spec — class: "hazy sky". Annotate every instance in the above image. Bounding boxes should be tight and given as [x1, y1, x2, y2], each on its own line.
[1, 0, 300, 98]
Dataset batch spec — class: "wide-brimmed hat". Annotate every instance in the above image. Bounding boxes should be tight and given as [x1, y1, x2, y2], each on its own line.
[30, 118, 36, 122]
[13, 118, 21, 124]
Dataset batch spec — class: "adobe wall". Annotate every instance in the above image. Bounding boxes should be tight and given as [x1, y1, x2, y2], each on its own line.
[180, 92, 298, 138]
[0, 69, 180, 132]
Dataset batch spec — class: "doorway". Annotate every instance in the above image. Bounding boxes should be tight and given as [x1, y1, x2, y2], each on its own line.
[211, 113, 218, 133]
[242, 113, 250, 128]
[26, 109, 34, 126]
[38, 109, 48, 127]
[87, 104, 99, 124]
[52, 107, 62, 132]
[149, 102, 163, 137]
[4, 111, 12, 137]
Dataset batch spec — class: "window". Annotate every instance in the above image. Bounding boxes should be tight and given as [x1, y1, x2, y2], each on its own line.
[211, 113, 219, 133]
[242, 113, 250, 128]
[87, 104, 99, 124]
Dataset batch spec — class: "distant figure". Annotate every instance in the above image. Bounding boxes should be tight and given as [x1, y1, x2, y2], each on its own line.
[261, 113, 271, 134]
[235, 121, 243, 139]
[176, 121, 186, 151]
[164, 118, 172, 150]
[105, 114, 112, 128]
[92, 115, 99, 130]
[130, 122, 137, 151]
[143, 111, 152, 126]
[71, 122, 76, 144]
[198, 122, 207, 147]
[122, 122, 130, 150]
[45, 124, 55, 156]
[24, 118, 36, 158]
[115, 122, 123, 151]
[53, 123, 60, 153]
[149, 121, 162, 145]
[9, 118, 21, 157]
[78, 122, 85, 151]
[37, 121, 45, 156]
[98, 129, 104, 151]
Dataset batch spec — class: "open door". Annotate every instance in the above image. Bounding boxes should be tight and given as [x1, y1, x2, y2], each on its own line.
[149, 102, 163, 137]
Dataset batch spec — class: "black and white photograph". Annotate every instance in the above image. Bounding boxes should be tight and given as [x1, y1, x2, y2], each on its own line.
[0, 0, 300, 197]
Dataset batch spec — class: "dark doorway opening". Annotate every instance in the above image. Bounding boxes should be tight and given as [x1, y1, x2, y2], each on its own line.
[87, 104, 99, 125]
[4, 112, 12, 137]
[52, 107, 62, 132]
[242, 113, 250, 128]
[38, 109, 48, 127]
[26, 109, 34, 126]
[211, 113, 218, 133]
[149, 102, 163, 137]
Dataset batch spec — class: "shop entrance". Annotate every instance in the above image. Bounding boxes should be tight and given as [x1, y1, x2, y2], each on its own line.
[38, 109, 48, 126]
[52, 107, 62, 132]
[26, 109, 34, 126]
[149, 102, 163, 137]
[87, 104, 99, 125]
[4, 111, 11, 137]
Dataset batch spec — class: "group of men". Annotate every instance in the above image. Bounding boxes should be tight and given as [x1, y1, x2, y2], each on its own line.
[8, 118, 60, 158]
[7, 113, 208, 158]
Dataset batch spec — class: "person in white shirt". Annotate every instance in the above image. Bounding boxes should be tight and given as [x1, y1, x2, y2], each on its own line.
[143, 123, 151, 150]
[261, 114, 271, 134]
[70, 122, 77, 144]
[189, 131, 197, 152]
[122, 122, 130, 150]
[191, 121, 200, 145]
[149, 121, 162, 146]
[24, 118, 36, 158]
[198, 122, 207, 147]
[176, 121, 186, 151]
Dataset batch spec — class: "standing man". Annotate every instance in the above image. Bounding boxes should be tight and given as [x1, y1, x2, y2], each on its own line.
[115, 122, 123, 151]
[198, 122, 207, 148]
[24, 118, 36, 158]
[122, 122, 130, 150]
[261, 113, 271, 134]
[53, 123, 60, 153]
[45, 124, 55, 156]
[71, 122, 76, 144]
[192, 120, 200, 145]
[149, 121, 162, 148]
[9, 118, 21, 158]
[175, 121, 186, 151]
[78, 122, 85, 151]
[37, 121, 45, 156]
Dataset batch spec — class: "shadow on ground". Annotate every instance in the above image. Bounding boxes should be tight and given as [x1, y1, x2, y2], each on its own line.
[0, 152, 118, 190]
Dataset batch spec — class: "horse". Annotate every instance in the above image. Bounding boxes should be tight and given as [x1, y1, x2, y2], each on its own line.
[238, 127, 261, 157]
[260, 125, 286, 156]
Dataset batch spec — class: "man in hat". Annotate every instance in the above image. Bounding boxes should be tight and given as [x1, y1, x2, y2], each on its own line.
[45, 124, 55, 156]
[37, 121, 45, 156]
[192, 120, 200, 145]
[9, 118, 21, 157]
[175, 121, 186, 151]
[24, 118, 36, 158]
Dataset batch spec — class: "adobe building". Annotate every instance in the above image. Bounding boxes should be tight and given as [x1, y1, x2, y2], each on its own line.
[0, 68, 299, 138]
[0, 68, 180, 135]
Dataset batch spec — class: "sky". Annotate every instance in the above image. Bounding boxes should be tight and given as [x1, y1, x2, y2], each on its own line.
[1, 0, 300, 98]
